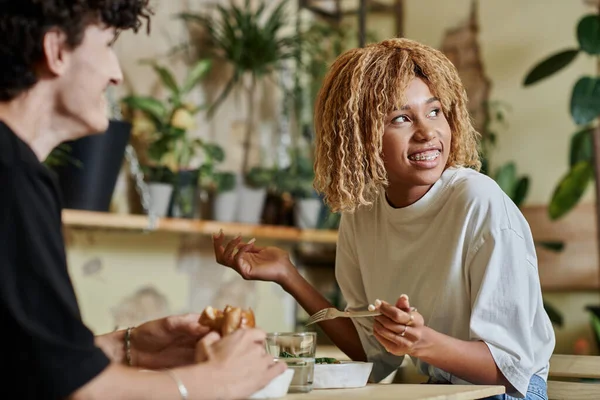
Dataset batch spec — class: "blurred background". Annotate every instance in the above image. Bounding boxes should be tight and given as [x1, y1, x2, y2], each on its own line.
[52, 0, 600, 359]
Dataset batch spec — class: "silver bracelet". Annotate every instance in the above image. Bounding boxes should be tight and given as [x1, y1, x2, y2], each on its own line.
[163, 369, 189, 400]
[125, 327, 133, 366]
[140, 369, 188, 400]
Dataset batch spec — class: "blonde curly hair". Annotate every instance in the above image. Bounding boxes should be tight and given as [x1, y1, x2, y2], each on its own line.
[313, 38, 481, 213]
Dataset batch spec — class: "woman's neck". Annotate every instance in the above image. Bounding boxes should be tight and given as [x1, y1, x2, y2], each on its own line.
[384, 183, 433, 208]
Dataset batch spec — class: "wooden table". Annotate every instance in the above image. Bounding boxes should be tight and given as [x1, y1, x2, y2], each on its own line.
[282, 384, 504, 400]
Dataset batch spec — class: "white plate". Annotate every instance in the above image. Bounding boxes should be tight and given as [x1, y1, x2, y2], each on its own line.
[249, 369, 295, 399]
[313, 361, 374, 389]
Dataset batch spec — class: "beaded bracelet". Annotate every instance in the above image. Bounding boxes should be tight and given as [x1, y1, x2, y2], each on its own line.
[125, 327, 133, 366]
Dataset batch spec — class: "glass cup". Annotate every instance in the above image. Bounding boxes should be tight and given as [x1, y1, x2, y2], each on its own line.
[266, 332, 317, 393]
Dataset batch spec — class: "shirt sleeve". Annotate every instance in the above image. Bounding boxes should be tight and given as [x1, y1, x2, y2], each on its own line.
[335, 213, 404, 382]
[0, 165, 110, 398]
[467, 227, 541, 398]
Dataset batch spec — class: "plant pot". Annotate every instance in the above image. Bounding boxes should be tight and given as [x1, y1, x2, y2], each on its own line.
[148, 183, 173, 218]
[236, 182, 267, 225]
[261, 191, 295, 226]
[55, 120, 131, 211]
[169, 169, 199, 219]
[214, 190, 238, 222]
[295, 198, 323, 229]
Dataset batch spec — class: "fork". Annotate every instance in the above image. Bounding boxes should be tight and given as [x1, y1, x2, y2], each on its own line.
[305, 308, 381, 326]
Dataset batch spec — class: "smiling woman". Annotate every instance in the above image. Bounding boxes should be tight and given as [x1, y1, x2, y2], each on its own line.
[313, 39, 480, 213]
[214, 37, 556, 400]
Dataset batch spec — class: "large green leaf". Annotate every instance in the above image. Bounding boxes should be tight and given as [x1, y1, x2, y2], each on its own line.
[494, 162, 517, 198]
[512, 176, 530, 207]
[121, 96, 166, 126]
[543, 301, 563, 326]
[577, 14, 600, 55]
[548, 160, 594, 220]
[151, 64, 179, 97]
[570, 126, 595, 166]
[522, 49, 579, 86]
[591, 313, 600, 344]
[203, 143, 225, 163]
[570, 77, 600, 125]
[181, 59, 212, 95]
[536, 241, 565, 252]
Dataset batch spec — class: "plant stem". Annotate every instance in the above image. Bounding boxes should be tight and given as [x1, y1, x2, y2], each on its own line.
[242, 75, 257, 177]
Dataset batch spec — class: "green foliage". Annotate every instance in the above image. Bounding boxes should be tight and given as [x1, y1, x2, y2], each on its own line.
[43, 144, 82, 170]
[245, 166, 274, 189]
[523, 12, 600, 220]
[214, 171, 236, 192]
[543, 301, 564, 327]
[522, 49, 580, 86]
[549, 160, 594, 220]
[179, 0, 299, 116]
[121, 58, 212, 176]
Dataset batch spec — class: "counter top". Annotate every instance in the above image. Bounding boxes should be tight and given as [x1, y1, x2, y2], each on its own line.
[282, 383, 504, 399]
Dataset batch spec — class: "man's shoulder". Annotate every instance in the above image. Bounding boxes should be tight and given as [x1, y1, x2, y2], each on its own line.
[0, 121, 40, 169]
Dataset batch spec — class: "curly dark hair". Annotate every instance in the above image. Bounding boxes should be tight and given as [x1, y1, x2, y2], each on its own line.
[0, 0, 153, 101]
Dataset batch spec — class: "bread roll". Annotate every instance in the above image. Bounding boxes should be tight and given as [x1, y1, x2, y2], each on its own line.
[199, 305, 255, 336]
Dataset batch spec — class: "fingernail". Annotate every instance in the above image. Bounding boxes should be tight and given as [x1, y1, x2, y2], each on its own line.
[400, 294, 409, 301]
[368, 304, 376, 311]
[236, 232, 242, 239]
[374, 299, 382, 307]
[248, 238, 256, 245]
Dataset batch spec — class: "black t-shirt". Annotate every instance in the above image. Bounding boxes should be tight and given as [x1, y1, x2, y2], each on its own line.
[0, 121, 110, 398]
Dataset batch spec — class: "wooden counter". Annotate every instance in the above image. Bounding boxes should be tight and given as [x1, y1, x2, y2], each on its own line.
[283, 383, 504, 399]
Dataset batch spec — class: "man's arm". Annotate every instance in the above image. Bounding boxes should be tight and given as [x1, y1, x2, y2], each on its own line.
[95, 330, 126, 365]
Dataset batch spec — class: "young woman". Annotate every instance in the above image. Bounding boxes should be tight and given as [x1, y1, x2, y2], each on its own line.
[213, 38, 555, 400]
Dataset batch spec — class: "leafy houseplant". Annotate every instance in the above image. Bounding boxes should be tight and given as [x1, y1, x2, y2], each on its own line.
[179, 0, 300, 177]
[523, 8, 600, 349]
[522, 11, 599, 221]
[122, 58, 213, 218]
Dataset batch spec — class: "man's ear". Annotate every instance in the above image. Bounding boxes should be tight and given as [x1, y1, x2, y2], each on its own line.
[42, 28, 69, 76]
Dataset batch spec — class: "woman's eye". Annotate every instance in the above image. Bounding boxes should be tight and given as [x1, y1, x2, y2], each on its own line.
[428, 108, 440, 117]
[392, 115, 408, 124]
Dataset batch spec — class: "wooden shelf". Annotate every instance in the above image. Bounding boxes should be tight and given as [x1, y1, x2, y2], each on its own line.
[62, 209, 339, 244]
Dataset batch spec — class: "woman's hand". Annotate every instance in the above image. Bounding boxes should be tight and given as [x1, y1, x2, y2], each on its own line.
[212, 230, 295, 284]
[372, 294, 427, 357]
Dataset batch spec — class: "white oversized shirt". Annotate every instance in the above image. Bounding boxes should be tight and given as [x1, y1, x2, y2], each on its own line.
[335, 167, 555, 398]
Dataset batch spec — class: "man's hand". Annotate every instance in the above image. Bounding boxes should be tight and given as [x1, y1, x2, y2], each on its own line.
[195, 328, 287, 400]
[130, 313, 209, 369]
[96, 313, 210, 369]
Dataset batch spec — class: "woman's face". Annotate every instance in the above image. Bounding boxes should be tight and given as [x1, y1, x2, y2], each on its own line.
[382, 77, 452, 189]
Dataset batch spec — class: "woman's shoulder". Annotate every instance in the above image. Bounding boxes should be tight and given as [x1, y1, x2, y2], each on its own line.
[446, 167, 530, 234]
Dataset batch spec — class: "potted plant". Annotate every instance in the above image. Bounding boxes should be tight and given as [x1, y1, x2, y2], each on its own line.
[122, 58, 212, 218]
[523, 7, 600, 348]
[210, 171, 237, 222]
[238, 166, 272, 224]
[179, 0, 300, 182]
[53, 86, 132, 212]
